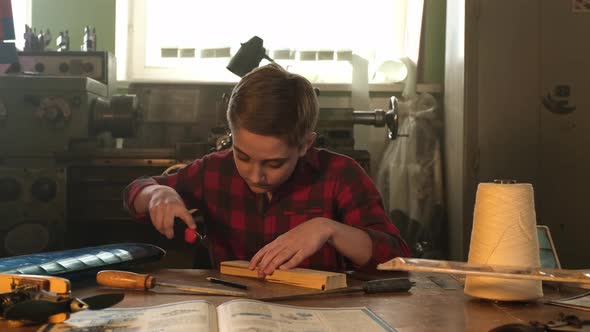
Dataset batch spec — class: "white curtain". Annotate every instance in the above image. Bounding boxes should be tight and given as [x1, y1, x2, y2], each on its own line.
[367, 0, 446, 258]
[375, 92, 444, 258]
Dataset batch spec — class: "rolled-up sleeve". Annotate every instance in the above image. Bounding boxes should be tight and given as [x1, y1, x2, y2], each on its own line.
[335, 160, 410, 270]
[123, 177, 159, 220]
[123, 158, 205, 220]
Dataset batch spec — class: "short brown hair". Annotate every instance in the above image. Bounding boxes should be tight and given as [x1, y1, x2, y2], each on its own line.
[227, 64, 319, 148]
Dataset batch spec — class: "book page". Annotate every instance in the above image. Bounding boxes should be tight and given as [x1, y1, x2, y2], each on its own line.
[38, 300, 219, 332]
[216, 299, 395, 332]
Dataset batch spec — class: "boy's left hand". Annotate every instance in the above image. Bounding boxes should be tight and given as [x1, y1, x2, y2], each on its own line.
[249, 218, 335, 277]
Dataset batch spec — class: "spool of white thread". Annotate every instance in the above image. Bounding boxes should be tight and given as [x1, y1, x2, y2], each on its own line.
[464, 180, 543, 301]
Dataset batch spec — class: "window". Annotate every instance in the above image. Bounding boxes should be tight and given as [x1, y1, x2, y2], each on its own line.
[117, 0, 424, 85]
[6, 0, 31, 50]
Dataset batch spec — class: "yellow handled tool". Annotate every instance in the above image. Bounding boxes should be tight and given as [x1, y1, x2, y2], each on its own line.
[96, 270, 246, 297]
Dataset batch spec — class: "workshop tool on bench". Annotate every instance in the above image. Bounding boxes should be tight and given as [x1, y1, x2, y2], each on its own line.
[0, 273, 124, 323]
[260, 277, 413, 302]
[378, 257, 590, 285]
[96, 270, 247, 297]
[206, 277, 248, 290]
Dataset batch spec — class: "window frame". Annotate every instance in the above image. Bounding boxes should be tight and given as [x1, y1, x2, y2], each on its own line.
[115, 0, 441, 94]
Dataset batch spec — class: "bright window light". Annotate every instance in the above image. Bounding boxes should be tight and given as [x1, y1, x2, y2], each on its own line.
[118, 0, 422, 84]
[10, 0, 31, 50]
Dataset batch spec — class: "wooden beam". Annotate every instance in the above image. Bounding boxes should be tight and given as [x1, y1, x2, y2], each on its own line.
[220, 260, 347, 290]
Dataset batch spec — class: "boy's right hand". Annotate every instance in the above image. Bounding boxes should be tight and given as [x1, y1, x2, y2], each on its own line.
[147, 186, 196, 239]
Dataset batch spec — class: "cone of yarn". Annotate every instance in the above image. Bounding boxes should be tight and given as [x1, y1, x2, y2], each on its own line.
[464, 181, 543, 301]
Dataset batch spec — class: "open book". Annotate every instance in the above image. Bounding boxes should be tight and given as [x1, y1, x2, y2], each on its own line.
[39, 299, 395, 332]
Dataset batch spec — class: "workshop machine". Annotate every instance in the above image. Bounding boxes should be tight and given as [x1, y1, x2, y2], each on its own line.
[0, 73, 137, 257]
[314, 102, 398, 171]
[127, 81, 399, 172]
[0, 51, 142, 257]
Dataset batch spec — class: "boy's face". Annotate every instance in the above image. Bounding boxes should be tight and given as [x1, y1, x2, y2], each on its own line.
[232, 128, 313, 194]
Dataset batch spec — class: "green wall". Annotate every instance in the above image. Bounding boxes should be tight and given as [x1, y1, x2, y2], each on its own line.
[32, 0, 116, 53]
[31, 0, 445, 84]
[422, 0, 446, 83]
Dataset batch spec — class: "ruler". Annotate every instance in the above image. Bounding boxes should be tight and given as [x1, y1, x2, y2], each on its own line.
[378, 257, 590, 284]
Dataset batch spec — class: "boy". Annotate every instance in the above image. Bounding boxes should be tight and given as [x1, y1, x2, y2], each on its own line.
[124, 64, 409, 275]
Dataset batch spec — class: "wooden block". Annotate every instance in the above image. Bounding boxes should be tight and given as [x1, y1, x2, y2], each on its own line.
[220, 260, 347, 290]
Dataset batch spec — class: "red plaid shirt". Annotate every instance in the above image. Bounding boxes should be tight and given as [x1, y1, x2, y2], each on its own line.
[124, 148, 409, 271]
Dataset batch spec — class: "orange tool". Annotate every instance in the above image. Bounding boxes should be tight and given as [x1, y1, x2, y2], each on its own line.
[96, 270, 246, 297]
[0, 274, 123, 323]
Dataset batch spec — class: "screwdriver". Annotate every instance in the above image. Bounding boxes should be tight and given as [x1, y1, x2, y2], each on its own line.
[260, 278, 413, 302]
[96, 270, 247, 297]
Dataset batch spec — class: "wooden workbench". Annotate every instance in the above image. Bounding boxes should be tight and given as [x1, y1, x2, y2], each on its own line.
[2, 269, 590, 331]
